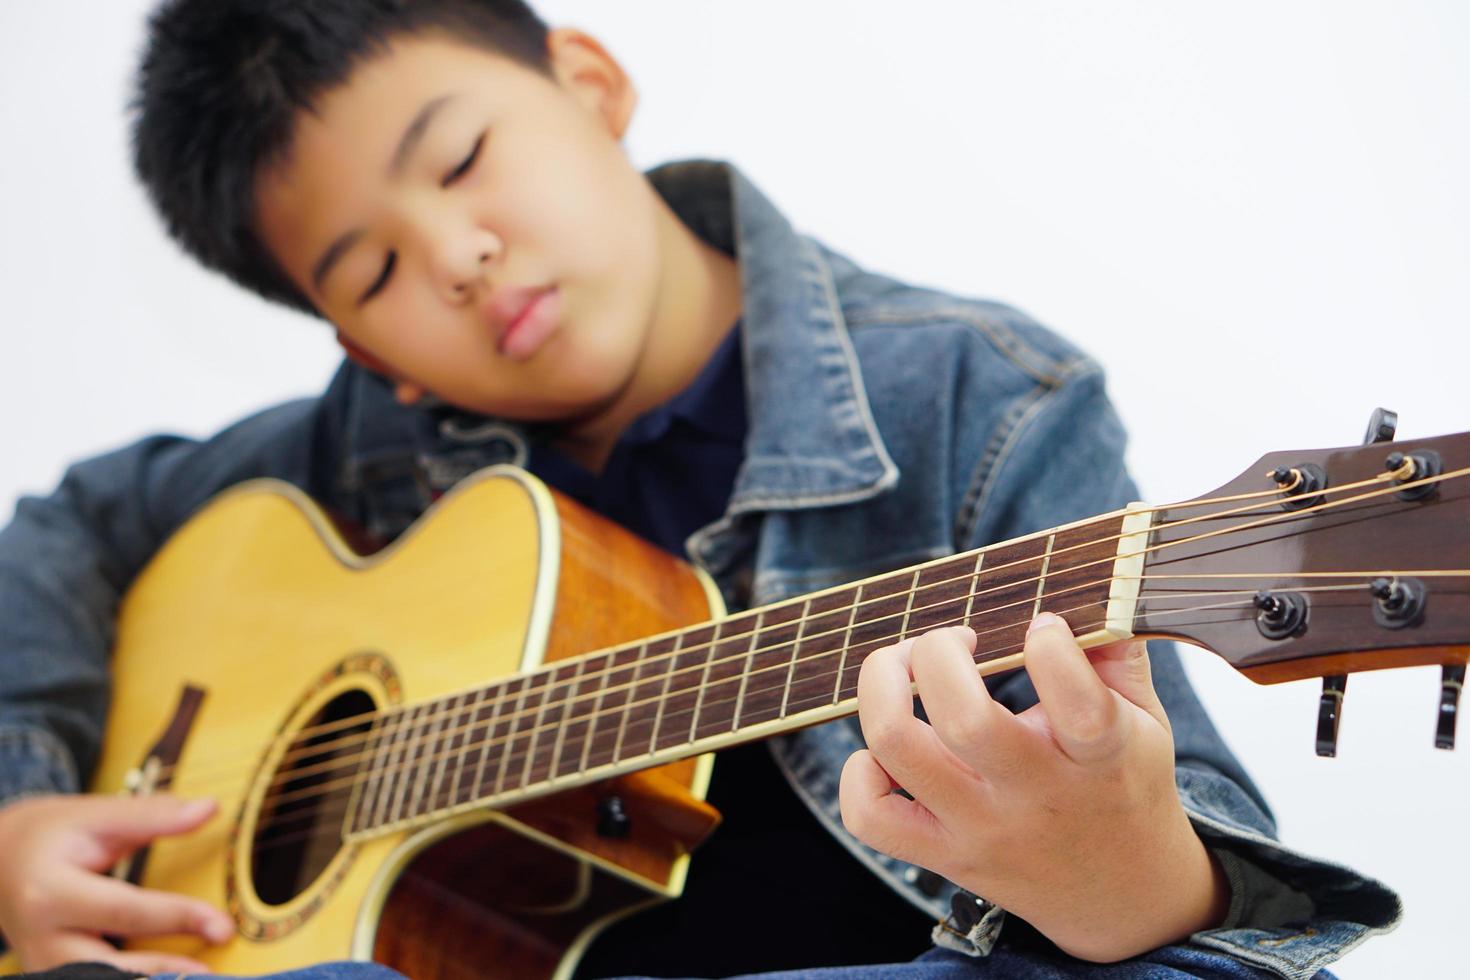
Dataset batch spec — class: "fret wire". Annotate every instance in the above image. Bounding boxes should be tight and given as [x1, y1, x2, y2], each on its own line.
[1033, 533, 1056, 618]
[388, 705, 424, 826]
[964, 550, 985, 624]
[446, 691, 473, 809]
[688, 620, 723, 744]
[371, 709, 407, 829]
[407, 702, 438, 823]
[518, 673, 555, 790]
[381, 705, 412, 828]
[901, 570, 920, 637]
[731, 610, 765, 730]
[832, 584, 862, 705]
[547, 659, 585, 780]
[425, 693, 457, 816]
[470, 683, 502, 803]
[646, 634, 684, 755]
[612, 645, 645, 766]
[778, 599, 812, 719]
[494, 680, 531, 795]
[346, 713, 385, 834]
[579, 652, 614, 775]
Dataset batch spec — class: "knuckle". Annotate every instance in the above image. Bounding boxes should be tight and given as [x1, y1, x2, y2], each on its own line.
[14, 880, 54, 922]
[1063, 704, 1121, 756]
[912, 629, 956, 665]
[943, 712, 990, 753]
[863, 717, 912, 760]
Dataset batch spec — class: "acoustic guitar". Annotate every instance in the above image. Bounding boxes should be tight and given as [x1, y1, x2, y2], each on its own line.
[1, 415, 1465, 978]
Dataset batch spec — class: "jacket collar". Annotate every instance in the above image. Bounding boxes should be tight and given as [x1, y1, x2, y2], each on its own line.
[339, 160, 898, 512]
[650, 160, 897, 512]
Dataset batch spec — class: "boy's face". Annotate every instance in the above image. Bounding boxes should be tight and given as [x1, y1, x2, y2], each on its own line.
[255, 30, 662, 420]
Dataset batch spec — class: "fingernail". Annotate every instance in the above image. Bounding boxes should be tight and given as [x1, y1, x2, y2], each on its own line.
[1028, 611, 1063, 635]
[204, 915, 234, 943]
[182, 798, 216, 820]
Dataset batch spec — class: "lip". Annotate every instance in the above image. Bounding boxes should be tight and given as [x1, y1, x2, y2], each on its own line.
[484, 286, 561, 361]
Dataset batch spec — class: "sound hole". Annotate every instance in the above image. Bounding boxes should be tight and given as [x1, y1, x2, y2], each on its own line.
[252, 688, 376, 906]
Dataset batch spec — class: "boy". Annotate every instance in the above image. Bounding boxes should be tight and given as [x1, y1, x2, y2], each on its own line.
[0, 1, 1399, 977]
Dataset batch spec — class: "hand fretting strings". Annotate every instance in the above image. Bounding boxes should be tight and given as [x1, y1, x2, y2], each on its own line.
[165, 463, 1470, 842]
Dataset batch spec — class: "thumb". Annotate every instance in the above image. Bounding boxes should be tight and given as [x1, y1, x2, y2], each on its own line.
[80, 795, 218, 852]
[1087, 638, 1168, 730]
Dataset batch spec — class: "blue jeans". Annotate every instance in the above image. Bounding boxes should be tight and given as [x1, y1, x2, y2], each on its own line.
[153, 945, 1327, 979]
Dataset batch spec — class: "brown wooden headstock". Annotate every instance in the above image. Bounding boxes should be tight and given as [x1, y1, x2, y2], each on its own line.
[1137, 417, 1469, 752]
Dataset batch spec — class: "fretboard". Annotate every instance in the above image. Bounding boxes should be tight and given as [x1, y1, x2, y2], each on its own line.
[344, 508, 1138, 839]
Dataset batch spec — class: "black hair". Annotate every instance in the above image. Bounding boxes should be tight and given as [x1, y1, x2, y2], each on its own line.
[131, 0, 551, 316]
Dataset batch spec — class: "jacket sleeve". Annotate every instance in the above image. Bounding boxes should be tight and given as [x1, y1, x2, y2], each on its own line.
[0, 396, 338, 807]
[935, 360, 1401, 979]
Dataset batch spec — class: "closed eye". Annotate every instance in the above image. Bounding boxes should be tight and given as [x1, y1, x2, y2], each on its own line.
[358, 251, 396, 306]
[442, 132, 486, 187]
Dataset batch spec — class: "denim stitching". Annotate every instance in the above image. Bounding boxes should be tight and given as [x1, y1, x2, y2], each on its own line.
[845, 305, 1079, 387]
[952, 383, 1049, 549]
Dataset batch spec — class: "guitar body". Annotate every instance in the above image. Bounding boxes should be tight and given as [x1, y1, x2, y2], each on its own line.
[1, 467, 721, 978]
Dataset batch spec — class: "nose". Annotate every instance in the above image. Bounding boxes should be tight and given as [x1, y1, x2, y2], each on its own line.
[428, 219, 502, 303]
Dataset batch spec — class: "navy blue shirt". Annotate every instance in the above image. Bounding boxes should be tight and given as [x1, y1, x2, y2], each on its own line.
[530, 326, 930, 977]
[529, 325, 749, 561]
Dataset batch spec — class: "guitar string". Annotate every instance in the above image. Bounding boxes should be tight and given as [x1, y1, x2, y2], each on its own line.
[240, 589, 1345, 857]
[154, 462, 1469, 794]
[249, 572, 1130, 792]
[148, 463, 1379, 776]
[152, 460, 1458, 790]
[217, 576, 1423, 832]
[244, 575, 1396, 806]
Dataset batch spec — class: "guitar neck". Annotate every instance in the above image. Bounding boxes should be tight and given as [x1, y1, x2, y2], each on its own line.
[343, 506, 1147, 840]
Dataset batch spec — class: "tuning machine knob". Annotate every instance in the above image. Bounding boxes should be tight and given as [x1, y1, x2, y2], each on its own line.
[1384, 450, 1443, 501]
[1369, 577, 1427, 630]
[1254, 590, 1307, 640]
[1268, 464, 1328, 511]
[1316, 675, 1348, 757]
[1437, 664, 1465, 751]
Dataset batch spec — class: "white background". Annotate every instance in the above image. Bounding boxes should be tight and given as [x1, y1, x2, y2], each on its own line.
[2, 2, 1467, 976]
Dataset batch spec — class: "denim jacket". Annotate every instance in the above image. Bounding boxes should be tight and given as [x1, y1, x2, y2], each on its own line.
[0, 161, 1399, 978]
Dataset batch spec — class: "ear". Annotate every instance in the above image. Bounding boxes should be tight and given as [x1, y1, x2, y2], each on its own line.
[546, 27, 638, 140]
[334, 330, 425, 406]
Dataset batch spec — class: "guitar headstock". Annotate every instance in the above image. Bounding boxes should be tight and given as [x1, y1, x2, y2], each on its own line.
[1136, 410, 1469, 755]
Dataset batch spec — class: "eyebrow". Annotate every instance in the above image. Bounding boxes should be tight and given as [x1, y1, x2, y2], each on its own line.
[310, 94, 457, 291]
[389, 94, 456, 177]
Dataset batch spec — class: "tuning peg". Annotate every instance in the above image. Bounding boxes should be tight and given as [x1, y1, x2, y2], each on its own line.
[1315, 675, 1348, 757]
[1362, 407, 1397, 445]
[1436, 664, 1465, 750]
